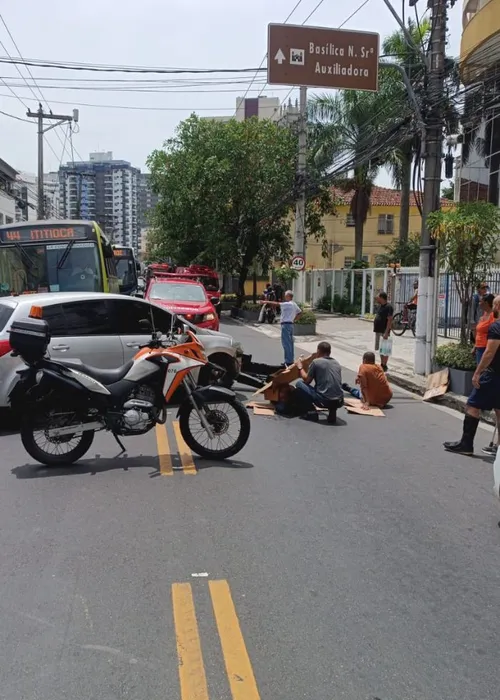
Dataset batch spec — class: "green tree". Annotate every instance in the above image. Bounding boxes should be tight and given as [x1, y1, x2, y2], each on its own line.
[147, 115, 335, 304]
[382, 19, 430, 243]
[382, 21, 460, 241]
[308, 89, 392, 261]
[375, 233, 421, 267]
[427, 201, 500, 343]
[441, 182, 454, 200]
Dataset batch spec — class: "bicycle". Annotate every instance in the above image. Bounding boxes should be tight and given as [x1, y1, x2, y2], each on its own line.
[392, 304, 417, 337]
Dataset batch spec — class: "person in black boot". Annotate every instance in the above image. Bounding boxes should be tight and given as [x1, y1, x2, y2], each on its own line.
[444, 295, 500, 456]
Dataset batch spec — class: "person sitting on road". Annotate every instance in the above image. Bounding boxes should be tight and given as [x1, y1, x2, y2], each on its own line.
[295, 342, 344, 424]
[342, 351, 393, 410]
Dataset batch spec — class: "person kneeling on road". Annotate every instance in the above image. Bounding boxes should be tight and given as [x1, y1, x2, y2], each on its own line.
[443, 294, 500, 456]
[295, 341, 344, 424]
[342, 351, 393, 410]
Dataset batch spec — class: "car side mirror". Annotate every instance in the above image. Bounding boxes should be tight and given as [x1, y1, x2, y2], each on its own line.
[137, 277, 145, 290]
[210, 297, 219, 305]
[139, 318, 152, 331]
[182, 324, 189, 334]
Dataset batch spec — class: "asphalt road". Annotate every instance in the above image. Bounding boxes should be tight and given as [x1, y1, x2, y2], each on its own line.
[1, 318, 500, 700]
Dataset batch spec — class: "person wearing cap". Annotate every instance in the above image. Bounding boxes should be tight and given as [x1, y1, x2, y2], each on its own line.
[259, 290, 301, 365]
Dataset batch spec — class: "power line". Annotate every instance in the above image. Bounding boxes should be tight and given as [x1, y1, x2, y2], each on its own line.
[0, 56, 267, 74]
[0, 107, 31, 122]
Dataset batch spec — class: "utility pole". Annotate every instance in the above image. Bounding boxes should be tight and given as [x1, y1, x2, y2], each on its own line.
[414, 0, 447, 375]
[294, 86, 307, 303]
[26, 104, 78, 220]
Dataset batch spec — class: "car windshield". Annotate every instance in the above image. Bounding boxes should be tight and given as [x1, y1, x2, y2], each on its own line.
[0, 241, 102, 295]
[149, 282, 206, 302]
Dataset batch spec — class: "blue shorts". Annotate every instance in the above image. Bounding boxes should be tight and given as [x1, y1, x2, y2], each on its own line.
[467, 370, 500, 411]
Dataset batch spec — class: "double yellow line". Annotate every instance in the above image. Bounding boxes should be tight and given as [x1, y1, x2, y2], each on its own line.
[155, 421, 196, 475]
[172, 579, 261, 699]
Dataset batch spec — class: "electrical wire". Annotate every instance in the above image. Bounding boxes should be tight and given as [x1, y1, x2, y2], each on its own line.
[0, 107, 31, 122]
[0, 13, 76, 168]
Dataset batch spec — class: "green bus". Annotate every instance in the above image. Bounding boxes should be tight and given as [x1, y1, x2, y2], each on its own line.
[0, 220, 120, 297]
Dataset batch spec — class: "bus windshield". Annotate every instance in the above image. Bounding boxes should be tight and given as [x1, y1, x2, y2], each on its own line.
[0, 241, 102, 296]
[114, 253, 138, 294]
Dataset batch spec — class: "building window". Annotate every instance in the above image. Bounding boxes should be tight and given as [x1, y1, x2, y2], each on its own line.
[345, 213, 355, 227]
[378, 214, 394, 234]
[0, 213, 3, 224]
[5, 216, 13, 224]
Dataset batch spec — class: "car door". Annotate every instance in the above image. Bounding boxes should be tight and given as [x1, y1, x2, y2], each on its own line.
[47, 299, 124, 368]
[109, 298, 174, 360]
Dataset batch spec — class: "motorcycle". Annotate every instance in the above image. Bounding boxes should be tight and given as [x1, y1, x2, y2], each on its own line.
[8, 306, 251, 467]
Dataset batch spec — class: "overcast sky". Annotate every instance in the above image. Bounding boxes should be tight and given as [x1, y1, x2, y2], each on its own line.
[1, 0, 462, 182]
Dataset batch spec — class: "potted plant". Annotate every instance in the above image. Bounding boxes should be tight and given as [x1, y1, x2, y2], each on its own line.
[220, 293, 237, 312]
[294, 308, 317, 336]
[238, 302, 261, 322]
[434, 343, 476, 396]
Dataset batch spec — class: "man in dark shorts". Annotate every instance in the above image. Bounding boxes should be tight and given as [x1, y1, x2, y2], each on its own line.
[444, 294, 500, 455]
[373, 291, 393, 372]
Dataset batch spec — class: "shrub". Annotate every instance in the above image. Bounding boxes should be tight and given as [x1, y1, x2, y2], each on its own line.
[331, 294, 358, 315]
[221, 293, 237, 302]
[242, 302, 261, 312]
[434, 342, 476, 371]
[295, 310, 316, 325]
[315, 294, 332, 312]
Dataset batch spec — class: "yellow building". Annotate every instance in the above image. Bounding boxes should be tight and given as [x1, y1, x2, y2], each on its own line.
[305, 186, 425, 269]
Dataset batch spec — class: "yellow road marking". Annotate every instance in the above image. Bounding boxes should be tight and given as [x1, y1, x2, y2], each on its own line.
[172, 583, 209, 700]
[173, 421, 197, 474]
[155, 423, 173, 476]
[209, 580, 261, 700]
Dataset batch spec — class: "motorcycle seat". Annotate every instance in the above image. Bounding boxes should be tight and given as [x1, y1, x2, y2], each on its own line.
[58, 359, 134, 385]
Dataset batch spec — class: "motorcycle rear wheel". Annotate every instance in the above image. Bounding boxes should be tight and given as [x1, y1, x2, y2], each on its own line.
[21, 412, 95, 467]
[179, 397, 250, 460]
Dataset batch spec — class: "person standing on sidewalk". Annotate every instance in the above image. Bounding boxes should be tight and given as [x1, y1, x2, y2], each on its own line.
[373, 292, 393, 372]
[444, 295, 500, 456]
[259, 290, 301, 366]
[471, 293, 495, 365]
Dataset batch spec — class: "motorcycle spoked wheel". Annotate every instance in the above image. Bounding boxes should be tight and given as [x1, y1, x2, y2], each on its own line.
[21, 408, 95, 467]
[178, 397, 250, 460]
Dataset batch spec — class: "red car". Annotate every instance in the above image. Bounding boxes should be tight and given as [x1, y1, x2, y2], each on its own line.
[145, 278, 220, 331]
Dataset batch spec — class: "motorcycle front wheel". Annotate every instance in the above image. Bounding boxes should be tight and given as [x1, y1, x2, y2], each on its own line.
[179, 397, 250, 460]
[21, 409, 95, 467]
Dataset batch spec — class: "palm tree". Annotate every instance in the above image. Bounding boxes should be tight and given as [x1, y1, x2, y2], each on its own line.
[382, 20, 460, 240]
[308, 88, 396, 261]
[381, 19, 430, 242]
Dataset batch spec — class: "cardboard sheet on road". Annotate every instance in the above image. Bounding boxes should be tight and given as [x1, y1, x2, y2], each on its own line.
[344, 397, 385, 417]
[423, 368, 449, 401]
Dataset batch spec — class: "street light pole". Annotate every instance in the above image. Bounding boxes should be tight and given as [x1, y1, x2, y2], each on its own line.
[27, 104, 78, 220]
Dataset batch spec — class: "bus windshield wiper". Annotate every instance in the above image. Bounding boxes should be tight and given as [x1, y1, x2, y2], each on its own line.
[57, 239, 75, 270]
[13, 241, 35, 270]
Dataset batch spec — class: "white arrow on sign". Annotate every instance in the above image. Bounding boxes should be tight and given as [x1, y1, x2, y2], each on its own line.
[274, 49, 286, 65]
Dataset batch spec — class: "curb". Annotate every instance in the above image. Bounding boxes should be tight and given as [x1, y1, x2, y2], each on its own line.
[386, 371, 496, 425]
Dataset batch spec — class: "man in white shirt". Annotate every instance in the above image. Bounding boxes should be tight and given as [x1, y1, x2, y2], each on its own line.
[259, 290, 301, 365]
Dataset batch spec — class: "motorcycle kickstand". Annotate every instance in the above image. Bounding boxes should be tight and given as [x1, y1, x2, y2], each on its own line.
[112, 433, 127, 456]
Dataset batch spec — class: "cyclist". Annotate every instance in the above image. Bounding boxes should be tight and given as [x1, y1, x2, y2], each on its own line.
[407, 280, 418, 311]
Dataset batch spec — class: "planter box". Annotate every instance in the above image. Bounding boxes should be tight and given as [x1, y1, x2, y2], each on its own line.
[220, 301, 235, 311]
[294, 323, 317, 336]
[230, 308, 260, 322]
[433, 363, 473, 396]
[449, 367, 474, 396]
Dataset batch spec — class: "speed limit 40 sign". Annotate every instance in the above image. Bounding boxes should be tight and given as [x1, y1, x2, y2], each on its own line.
[291, 255, 305, 271]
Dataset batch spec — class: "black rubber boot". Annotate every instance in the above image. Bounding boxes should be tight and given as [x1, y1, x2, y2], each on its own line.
[443, 414, 479, 456]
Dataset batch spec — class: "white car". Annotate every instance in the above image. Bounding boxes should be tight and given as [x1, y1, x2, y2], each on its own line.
[0, 292, 243, 408]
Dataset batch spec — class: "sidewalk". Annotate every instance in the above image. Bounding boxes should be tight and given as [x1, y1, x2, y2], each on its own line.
[240, 313, 494, 423]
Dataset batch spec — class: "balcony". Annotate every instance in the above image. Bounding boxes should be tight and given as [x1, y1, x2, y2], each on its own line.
[461, 0, 500, 82]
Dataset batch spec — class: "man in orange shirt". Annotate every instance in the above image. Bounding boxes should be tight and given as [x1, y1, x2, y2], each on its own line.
[342, 351, 393, 409]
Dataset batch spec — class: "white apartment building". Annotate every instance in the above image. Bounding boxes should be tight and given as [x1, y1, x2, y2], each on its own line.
[0, 158, 17, 226]
[58, 152, 139, 251]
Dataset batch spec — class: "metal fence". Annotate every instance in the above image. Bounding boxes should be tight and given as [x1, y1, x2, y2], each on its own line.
[306, 266, 500, 339]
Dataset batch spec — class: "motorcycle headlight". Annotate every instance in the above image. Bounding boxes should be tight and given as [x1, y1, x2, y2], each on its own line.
[205, 313, 215, 321]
